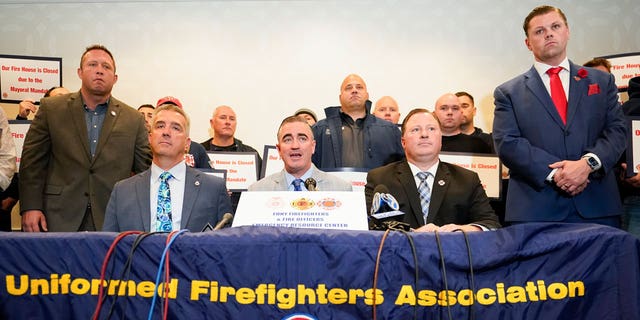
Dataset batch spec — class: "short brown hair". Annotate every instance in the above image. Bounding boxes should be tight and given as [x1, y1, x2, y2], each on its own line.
[80, 44, 116, 71]
[277, 115, 312, 141]
[584, 58, 612, 73]
[455, 91, 474, 104]
[401, 108, 441, 136]
[153, 103, 190, 135]
[523, 5, 568, 36]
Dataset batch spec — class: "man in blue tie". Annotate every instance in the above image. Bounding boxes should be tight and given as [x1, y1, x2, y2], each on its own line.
[249, 115, 352, 192]
[365, 109, 500, 231]
[492, 5, 626, 226]
[103, 104, 232, 232]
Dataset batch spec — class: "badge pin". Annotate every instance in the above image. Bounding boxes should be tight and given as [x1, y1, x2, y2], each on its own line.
[195, 181, 200, 186]
[110, 110, 116, 116]
[438, 180, 445, 186]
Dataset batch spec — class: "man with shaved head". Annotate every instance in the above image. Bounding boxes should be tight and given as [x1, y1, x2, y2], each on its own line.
[373, 96, 401, 124]
[433, 93, 492, 154]
[312, 74, 404, 169]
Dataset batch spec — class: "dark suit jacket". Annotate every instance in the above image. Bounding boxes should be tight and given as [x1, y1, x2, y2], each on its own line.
[365, 160, 500, 229]
[493, 61, 627, 222]
[19, 92, 151, 231]
[102, 166, 232, 232]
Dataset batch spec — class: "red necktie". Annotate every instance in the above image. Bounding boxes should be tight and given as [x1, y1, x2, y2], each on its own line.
[547, 67, 567, 124]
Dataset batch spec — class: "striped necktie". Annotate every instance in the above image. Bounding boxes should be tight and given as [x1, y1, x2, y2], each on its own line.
[416, 172, 431, 224]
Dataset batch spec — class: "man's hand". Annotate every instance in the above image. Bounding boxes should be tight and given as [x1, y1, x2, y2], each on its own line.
[549, 159, 591, 196]
[18, 100, 38, 118]
[22, 210, 48, 232]
[621, 163, 640, 188]
[414, 223, 482, 233]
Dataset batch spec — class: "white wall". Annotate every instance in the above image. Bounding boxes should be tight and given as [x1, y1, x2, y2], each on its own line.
[1, 0, 639, 150]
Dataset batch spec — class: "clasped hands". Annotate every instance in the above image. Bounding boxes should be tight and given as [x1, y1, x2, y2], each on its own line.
[549, 159, 591, 196]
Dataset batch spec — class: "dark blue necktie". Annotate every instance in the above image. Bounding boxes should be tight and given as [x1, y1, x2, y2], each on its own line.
[292, 179, 303, 191]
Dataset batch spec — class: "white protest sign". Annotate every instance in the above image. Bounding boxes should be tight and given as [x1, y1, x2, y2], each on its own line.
[207, 151, 259, 191]
[439, 152, 502, 198]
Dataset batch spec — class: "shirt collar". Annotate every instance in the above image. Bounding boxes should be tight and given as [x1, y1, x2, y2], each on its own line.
[533, 57, 570, 76]
[407, 160, 439, 178]
[284, 166, 314, 187]
[151, 160, 187, 182]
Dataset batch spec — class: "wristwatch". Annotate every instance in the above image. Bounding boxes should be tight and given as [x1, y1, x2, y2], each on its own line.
[582, 156, 600, 172]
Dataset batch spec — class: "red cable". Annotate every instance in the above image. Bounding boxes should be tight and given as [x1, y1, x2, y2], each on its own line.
[92, 231, 142, 320]
[163, 231, 179, 320]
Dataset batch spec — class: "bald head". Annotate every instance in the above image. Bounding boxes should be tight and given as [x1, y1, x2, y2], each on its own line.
[339, 74, 369, 115]
[373, 96, 400, 124]
[433, 93, 463, 135]
[210, 105, 237, 140]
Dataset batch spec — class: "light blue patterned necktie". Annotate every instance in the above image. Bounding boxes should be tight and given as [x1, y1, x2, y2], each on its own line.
[292, 179, 303, 191]
[156, 172, 173, 232]
[416, 172, 431, 224]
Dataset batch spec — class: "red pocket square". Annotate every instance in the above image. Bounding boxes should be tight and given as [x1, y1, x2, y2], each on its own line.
[588, 83, 600, 95]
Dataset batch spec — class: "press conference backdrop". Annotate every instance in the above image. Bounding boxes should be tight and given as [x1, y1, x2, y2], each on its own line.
[1, 1, 638, 151]
[0, 224, 638, 319]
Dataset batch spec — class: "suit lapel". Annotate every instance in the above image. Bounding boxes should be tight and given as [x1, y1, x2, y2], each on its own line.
[396, 161, 424, 225]
[566, 61, 587, 128]
[427, 163, 449, 223]
[68, 93, 92, 161]
[275, 171, 288, 190]
[524, 66, 566, 128]
[181, 167, 200, 229]
[136, 171, 152, 232]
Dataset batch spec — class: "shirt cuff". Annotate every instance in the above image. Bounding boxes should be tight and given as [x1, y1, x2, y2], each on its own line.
[546, 168, 558, 182]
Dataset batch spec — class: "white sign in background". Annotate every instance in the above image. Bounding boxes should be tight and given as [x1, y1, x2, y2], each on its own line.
[207, 152, 258, 191]
[261, 145, 283, 179]
[438, 153, 502, 198]
[8, 121, 30, 172]
[0, 55, 62, 102]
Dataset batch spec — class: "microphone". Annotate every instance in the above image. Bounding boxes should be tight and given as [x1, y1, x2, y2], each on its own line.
[213, 213, 234, 230]
[369, 184, 409, 231]
[304, 178, 317, 191]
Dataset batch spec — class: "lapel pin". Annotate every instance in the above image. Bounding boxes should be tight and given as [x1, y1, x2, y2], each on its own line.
[110, 110, 116, 116]
[438, 180, 445, 186]
[195, 181, 200, 186]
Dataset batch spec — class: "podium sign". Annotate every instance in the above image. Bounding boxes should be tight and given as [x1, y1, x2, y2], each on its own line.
[233, 191, 368, 230]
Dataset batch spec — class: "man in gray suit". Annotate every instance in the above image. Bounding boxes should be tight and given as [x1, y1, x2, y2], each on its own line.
[249, 116, 352, 191]
[103, 104, 232, 232]
[20, 45, 151, 232]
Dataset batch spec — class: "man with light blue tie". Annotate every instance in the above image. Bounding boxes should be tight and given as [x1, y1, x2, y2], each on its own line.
[103, 104, 232, 232]
[248, 116, 352, 192]
[492, 5, 626, 226]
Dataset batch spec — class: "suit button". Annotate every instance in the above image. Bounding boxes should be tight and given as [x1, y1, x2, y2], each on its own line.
[84, 192, 89, 197]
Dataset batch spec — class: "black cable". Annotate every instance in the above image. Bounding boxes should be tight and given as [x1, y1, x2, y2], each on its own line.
[461, 230, 475, 320]
[104, 232, 157, 320]
[434, 231, 453, 320]
[395, 229, 419, 320]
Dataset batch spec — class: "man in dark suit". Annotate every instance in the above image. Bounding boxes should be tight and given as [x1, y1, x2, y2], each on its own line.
[365, 108, 500, 232]
[103, 104, 232, 232]
[492, 5, 627, 226]
[20, 45, 151, 232]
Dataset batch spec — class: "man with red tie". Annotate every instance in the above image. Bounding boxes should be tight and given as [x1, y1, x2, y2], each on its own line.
[492, 5, 626, 226]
